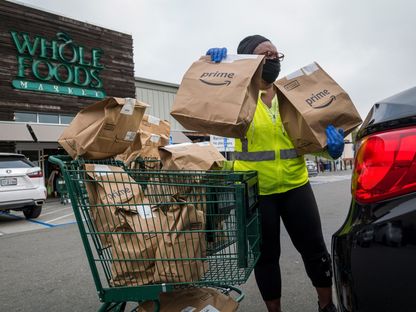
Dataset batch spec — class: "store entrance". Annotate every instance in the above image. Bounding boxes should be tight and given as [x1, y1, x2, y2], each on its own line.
[15, 142, 63, 198]
[18, 149, 42, 166]
[16, 147, 44, 173]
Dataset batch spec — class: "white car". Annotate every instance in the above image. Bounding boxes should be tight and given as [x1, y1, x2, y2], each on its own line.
[306, 160, 318, 177]
[0, 153, 46, 218]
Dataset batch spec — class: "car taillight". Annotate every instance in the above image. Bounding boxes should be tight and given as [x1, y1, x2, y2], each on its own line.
[352, 126, 416, 204]
[27, 170, 43, 178]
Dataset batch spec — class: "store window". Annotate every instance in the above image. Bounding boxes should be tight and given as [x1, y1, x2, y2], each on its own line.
[38, 113, 59, 124]
[60, 115, 74, 124]
[14, 112, 37, 123]
[14, 112, 75, 125]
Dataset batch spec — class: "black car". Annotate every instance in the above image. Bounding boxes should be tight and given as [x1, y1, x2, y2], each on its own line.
[332, 87, 416, 312]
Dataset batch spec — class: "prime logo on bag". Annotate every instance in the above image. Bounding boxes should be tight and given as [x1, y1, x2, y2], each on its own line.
[305, 90, 336, 109]
[171, 54, 264, 138]
[275, 61, 362, 154]
[105, 187, 132, 202]
[199, 71, 235, 86]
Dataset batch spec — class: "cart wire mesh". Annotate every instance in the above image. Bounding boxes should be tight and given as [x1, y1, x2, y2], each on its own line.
[49, 155, 260, 303]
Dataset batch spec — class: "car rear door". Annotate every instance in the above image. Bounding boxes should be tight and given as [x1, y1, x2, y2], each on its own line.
[332, 86, 416, 312]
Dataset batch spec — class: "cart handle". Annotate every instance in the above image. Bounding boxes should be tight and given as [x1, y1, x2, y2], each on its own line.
[48, 155, 72, 170]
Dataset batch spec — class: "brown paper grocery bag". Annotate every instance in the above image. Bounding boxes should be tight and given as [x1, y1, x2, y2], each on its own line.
[84, 164, 142, 247]
[153, 196, 208, 283]
[159, 142, 226, 170]
[110, 208, 162, 287]
[116, 114, 170, 167]
[137, 115, 170, 166]
[84, 164, 163, 286]
[114, 132, 143, 164]
[59, 97, 148, 159]
[139, 114, 170, 140]
[138, 287, 239, 312]
[171, 55, 264, 138]
[275, 62, 362, 155]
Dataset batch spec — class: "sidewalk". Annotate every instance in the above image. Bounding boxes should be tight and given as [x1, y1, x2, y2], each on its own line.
[316, 168, 352, 176]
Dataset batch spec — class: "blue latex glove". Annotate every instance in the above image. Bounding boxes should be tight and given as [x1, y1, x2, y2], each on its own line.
[326, 125, 345, 159]
[206, 47, 227, 63]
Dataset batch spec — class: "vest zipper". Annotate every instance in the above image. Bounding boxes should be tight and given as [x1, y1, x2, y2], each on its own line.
[251, 120, 255, 144]
[274, 113, 282, 192]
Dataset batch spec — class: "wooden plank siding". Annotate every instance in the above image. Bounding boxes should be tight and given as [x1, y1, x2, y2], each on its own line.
[0, 0, 135, 120]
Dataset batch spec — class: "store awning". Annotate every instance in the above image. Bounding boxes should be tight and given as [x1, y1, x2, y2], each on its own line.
[1, 121, 192, 145]
[0, 122, 68, 142]
[170, 131, 191, 144]
[0, 122, 34, 141]
[30, 124, 67, 142]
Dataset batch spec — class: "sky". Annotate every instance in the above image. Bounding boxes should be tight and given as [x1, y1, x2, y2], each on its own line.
[12, 0, 416, 118]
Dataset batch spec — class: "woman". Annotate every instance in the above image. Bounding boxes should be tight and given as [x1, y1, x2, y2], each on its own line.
[207, 35, 343, 312]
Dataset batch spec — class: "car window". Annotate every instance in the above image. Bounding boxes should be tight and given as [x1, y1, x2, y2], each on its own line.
[0, 157, 34, 168]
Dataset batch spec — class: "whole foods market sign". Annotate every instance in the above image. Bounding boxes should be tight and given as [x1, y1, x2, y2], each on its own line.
[10, 31, 106, 99]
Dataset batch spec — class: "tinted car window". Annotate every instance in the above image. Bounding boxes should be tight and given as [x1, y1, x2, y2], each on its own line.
[0, 157, 34, 168]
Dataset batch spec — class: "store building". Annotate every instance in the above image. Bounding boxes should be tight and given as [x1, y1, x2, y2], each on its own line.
[0, 1, 189, 175]
[134, 77, 191, 144]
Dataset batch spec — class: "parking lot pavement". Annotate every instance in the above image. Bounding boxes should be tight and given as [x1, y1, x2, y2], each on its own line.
[0, 198, 76, 236]
[309, 169, 352, 185]
[0, 173, 352, 312]
[0, 171, 352, 237]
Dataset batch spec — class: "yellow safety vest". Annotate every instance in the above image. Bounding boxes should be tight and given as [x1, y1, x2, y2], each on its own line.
[233, 92, 308, 195]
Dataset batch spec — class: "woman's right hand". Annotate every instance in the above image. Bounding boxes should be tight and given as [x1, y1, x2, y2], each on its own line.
[206, 47, 227, 62]
[326, 125, 344, 159]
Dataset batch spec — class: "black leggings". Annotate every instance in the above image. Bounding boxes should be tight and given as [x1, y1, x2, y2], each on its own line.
[254, 182, 332, 301]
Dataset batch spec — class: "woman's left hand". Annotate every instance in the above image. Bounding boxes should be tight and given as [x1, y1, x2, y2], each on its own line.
[206, 47, 227, 62]
[326, 125, 344, 159]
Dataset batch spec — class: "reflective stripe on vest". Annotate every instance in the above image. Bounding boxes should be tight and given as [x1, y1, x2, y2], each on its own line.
[231, 151, 275, 161]
[280, 148, 299, 159]
[232, 138, 299, 161]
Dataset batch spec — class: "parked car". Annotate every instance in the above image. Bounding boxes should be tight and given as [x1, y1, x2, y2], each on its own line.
[306, 160, 318, 177]
[0, 153, 46, 218]
[332, 87, 416, 312]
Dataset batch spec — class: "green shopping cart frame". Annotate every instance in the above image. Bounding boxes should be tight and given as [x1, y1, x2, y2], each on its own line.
[49, 155, 261, 312]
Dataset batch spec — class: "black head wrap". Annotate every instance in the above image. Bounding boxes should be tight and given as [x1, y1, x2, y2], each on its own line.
[237, 35, 270, 54]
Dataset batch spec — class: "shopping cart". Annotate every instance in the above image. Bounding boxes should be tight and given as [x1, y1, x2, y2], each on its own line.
[49, 155, 261, 312]
[56, 176, 70, 204]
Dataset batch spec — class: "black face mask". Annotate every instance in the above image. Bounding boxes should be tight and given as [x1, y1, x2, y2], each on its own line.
[262, 58, 281, 83]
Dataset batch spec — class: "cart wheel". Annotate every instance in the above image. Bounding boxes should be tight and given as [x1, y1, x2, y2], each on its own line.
[136, 300, 160, 312]
[151, 300, 160, 312]
[216, 285, 245, 303]
[98, 302, 126, 312]
[114, 302, 126, 312]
